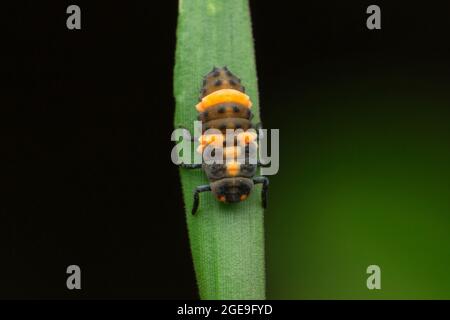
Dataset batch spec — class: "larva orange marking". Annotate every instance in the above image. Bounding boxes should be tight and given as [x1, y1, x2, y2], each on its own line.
[195, 89, 252, 112]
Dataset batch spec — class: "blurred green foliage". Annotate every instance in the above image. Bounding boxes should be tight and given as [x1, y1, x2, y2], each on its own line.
[174, 0, 265, 299]
[265, 75, 450, 299]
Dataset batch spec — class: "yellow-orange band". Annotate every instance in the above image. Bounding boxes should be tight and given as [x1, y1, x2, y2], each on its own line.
[196, 89, 252, 112]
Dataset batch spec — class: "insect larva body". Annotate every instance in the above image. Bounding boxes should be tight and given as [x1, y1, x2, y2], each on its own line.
[180, 66, 269, 215]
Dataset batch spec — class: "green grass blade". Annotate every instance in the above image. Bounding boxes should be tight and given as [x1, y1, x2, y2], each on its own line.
[174, 0, 265, 299]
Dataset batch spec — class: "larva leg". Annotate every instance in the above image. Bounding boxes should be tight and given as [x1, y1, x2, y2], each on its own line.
[192, 185, 212, 215]
[253, 176, 269, 209]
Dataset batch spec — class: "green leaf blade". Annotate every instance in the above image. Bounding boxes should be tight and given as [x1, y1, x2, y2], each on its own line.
[174, 0, 265, 300]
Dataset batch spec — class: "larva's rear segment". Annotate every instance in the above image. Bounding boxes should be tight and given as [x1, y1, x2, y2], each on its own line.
[199, 66, 246, 100]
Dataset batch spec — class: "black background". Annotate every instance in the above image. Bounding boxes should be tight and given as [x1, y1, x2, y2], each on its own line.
[2, 1, 450, 299]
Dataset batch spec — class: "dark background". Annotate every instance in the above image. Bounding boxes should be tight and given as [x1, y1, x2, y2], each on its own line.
[2, 1, 450, 298]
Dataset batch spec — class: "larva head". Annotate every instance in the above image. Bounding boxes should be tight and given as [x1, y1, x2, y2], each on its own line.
[210, 177, 253, 203]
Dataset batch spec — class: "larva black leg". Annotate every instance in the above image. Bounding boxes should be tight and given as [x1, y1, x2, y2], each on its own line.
[192, 185, 212, 215]
[253, 176, 269, 209]
[179, 163, 202, 169]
